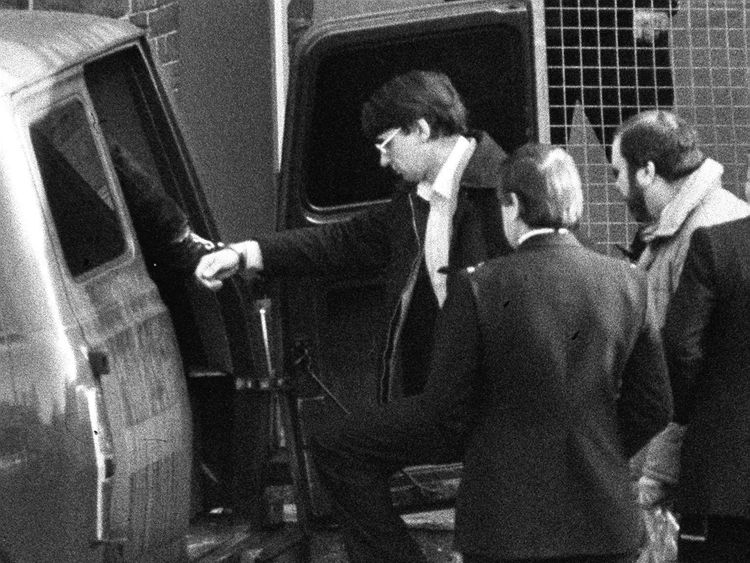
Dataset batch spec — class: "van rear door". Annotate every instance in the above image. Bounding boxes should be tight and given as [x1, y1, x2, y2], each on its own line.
[17, 67, 192, 561]
[277, 0, 547, 519]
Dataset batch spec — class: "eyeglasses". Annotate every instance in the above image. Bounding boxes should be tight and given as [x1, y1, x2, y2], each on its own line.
[374, 128, 400, 155]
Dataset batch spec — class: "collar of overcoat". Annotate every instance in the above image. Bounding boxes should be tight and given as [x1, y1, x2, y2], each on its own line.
[641, 158, 724, 243]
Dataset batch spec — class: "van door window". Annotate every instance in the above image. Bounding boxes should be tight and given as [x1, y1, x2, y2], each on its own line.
[84, 46, 231, 376]
[83, 46, 196, 227]
[30, 100, 126, 277]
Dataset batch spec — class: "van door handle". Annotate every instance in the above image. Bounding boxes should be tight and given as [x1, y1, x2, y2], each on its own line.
[83, 350, 121, 546]
[88, 350, 110, 380]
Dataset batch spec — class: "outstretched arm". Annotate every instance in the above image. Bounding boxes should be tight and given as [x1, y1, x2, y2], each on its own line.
[109, 139, 217, 273]
[195, 203, 393, 291]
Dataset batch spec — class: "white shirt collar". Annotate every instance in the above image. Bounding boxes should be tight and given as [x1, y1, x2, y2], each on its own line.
[517, 228, 569, 246]
[416, 136, 473, 202]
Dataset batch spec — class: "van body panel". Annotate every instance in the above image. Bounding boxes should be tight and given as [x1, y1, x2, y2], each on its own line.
[0, 12, 193, 561]
[2, 332, 103, 562]
[0, 94, 103, 561]
[20, 72, 191, 562]
[277, 0, 546, 517]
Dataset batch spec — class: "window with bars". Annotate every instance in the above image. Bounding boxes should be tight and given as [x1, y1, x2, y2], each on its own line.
[544, 0, 750, 255]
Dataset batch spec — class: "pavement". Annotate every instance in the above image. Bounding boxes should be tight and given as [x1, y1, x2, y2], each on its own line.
[187, 505, 459, 562]
[188, 460, 463, 562]
[308, 508, 459, 562]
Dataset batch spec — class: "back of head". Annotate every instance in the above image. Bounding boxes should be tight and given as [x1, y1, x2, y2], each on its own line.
[499, 143, 583, 229]
[616, 110, 705, 182]
[361, 70, 468, 140]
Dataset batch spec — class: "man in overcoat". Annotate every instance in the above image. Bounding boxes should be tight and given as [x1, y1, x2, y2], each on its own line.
[430, 144, 671, 562]
[194, 69, 511, 402]
[663, 217, 750, 561]
[610, 111, 750, 515]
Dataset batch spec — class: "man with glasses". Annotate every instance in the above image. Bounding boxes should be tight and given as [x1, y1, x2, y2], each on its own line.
[196, 69, 510, 402]
[195, 70, 511, 561]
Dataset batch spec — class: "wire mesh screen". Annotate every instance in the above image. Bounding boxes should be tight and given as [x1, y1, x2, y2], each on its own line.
[544, 0, 750, 255]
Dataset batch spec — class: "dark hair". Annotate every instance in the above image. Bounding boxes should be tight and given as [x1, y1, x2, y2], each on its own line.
[498, 143, 583, 229]
[616, 110, 705, 182]
[361, 70, 468, 140]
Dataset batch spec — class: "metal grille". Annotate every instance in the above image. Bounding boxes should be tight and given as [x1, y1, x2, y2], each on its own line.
[545, 0, 750, 255]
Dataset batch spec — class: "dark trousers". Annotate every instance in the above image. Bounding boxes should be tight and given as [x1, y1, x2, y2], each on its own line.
[463, 553, 638, 563]
[678, 516, 750, 562]
[310, 397, 464, 563]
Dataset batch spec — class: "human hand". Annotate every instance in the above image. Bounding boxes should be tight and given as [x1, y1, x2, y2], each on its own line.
[194, 247, 241, 291]
[633, 9, 670, 44]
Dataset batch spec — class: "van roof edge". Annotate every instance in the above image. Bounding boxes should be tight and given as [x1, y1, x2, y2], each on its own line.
[0, 9, 143, 97]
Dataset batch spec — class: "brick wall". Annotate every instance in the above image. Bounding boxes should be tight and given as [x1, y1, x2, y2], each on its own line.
[0, 0, 181, 94]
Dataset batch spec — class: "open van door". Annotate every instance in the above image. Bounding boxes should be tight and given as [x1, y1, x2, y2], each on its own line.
[277, 0, 548, 519]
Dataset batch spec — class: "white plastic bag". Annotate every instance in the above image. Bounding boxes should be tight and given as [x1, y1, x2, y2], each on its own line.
[637, 505, 679, 563]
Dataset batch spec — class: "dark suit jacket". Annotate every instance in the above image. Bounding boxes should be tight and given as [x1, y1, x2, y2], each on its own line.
[663, 216, 750, 520]
[421, 231, 672, 559]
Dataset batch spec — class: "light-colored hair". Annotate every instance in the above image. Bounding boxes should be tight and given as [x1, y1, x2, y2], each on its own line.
[498, 143, 583, 229]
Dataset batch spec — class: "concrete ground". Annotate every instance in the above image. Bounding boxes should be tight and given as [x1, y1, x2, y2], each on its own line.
[307, 508, 459, 562]
[188, 464, 463, 561]
[187, 506, 458, 562]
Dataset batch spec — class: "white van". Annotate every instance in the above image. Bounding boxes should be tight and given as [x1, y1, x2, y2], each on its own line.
[0, 10, 243, 562]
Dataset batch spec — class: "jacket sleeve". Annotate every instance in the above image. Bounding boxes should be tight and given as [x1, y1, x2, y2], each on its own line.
[618, 293, 673, 458]
[663, 228, 716, 425]
[254, 203, 392, 278]
[110, 140, 216, 273]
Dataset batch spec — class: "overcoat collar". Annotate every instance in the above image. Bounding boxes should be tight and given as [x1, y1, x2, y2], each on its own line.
[641, 158, 723, 243]
[458, 130, 506, 190]
[398, 129, 505, 194]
